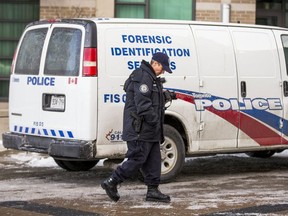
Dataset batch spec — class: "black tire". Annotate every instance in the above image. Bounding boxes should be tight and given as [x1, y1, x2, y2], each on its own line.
[160, 124, 185, 183]
[246, 150, 275, 158]
[53, 159, 99, 171]
[54, 159, 68, 170]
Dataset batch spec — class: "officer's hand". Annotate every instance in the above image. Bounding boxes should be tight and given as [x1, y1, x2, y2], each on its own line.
[163, 90, 177, 103]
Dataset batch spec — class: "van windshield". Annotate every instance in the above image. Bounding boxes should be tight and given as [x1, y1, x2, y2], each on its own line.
[44, 28, 82, 76]
[15, 28, 48, 75]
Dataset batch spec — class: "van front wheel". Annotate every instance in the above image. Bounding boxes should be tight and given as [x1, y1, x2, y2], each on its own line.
[53, 159, 99, 171]
[160, 124, 185, 183]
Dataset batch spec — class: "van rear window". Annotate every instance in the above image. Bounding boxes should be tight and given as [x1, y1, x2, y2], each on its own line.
[44, 28, 82, 76]
[15, 28, 48, 75]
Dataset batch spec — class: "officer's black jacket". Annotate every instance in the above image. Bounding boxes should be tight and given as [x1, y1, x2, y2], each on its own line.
[122, 60, 165, 143]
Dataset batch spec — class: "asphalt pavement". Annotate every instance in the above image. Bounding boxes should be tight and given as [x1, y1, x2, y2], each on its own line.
[1, 149, 288, 215]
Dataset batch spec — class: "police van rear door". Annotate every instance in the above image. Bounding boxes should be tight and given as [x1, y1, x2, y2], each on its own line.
[9, 21, 97, 141]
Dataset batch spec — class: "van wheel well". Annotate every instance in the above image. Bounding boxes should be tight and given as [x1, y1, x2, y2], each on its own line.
[164, 115, 188, 152]
[53, 159, 99, 171]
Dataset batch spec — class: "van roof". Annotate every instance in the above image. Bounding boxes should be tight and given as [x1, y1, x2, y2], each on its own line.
[32, 18, 288, 31]
[90, 18, 288, 31]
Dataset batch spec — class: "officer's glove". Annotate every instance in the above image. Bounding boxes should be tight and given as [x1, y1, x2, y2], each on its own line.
[163, 90, 177, 103]
[170, 91, 177, 100]
[130, 112, 143, 133]
[163, 90, 177, 110]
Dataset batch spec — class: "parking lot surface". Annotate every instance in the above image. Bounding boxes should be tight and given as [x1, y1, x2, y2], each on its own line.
[1, 148, 288, 215]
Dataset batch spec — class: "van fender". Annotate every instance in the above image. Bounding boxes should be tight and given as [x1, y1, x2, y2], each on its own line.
[164, 110, 192, 151]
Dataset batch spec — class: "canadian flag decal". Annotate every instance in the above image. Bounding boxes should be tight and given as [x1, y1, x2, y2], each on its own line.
[68, 77, 78, 84]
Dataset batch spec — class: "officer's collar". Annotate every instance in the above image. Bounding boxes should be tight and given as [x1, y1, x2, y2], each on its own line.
[141, 60, 157, 80]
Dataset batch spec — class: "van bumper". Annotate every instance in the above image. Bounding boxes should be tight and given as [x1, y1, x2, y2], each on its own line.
[2, 132, 95, 159]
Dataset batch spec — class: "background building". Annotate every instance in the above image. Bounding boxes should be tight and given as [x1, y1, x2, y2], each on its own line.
[0, 0, 287, 101]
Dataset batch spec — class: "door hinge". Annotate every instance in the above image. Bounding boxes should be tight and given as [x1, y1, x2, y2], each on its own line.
[199, 79, 204, 87]
[199, 122, 204, 131]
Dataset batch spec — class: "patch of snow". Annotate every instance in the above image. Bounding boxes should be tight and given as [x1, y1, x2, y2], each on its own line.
[131, 203, 172, 209]
[6, 151, 107, 168]
[186, 203, 217, 210]
[9, 152, 57, 167]
[97, 159, 105, 167]
[27, 156, 57, 167]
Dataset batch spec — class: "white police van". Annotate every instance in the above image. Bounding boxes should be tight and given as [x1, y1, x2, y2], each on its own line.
[3, 18, 288, 182]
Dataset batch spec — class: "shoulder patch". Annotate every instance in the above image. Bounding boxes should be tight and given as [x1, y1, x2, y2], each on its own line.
[139, 84, 149, 93]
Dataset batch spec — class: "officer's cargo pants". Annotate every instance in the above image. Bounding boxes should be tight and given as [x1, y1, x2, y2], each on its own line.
[112, 140, 161, 186]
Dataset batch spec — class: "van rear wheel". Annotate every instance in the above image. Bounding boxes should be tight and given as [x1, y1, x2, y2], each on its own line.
[245, 151, 275, 158]
[160, 124, 185, 183]
[54, 159, 99, 171]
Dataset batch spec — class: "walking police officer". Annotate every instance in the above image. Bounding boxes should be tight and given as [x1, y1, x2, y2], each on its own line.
[101, 52, 174, 203]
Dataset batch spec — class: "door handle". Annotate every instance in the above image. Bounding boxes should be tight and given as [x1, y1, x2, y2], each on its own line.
[241, 81, 246, 97]
[284, 81, 288, 97]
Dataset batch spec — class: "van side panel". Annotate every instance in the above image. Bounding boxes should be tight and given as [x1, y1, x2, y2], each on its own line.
[96, 23, 200, 157]
[273, 30, 288, 144]
[230, 27, 283, 148]
[191, 25, 238, 150]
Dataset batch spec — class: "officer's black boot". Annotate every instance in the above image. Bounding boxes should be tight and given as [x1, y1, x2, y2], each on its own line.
[101, 177, 120, 202]
[146, 185, 171, 203]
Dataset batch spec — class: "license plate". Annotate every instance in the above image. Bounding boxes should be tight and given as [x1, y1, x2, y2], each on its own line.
[50, 95, 65, 110]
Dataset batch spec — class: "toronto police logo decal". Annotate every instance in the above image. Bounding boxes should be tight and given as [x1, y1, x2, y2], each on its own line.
[139, 84, 149, 93]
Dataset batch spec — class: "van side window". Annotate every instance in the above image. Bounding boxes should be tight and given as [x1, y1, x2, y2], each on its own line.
[15, 28, 48, 75]
[44, 28, 82, 76]
[281, 35, 288, 75]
